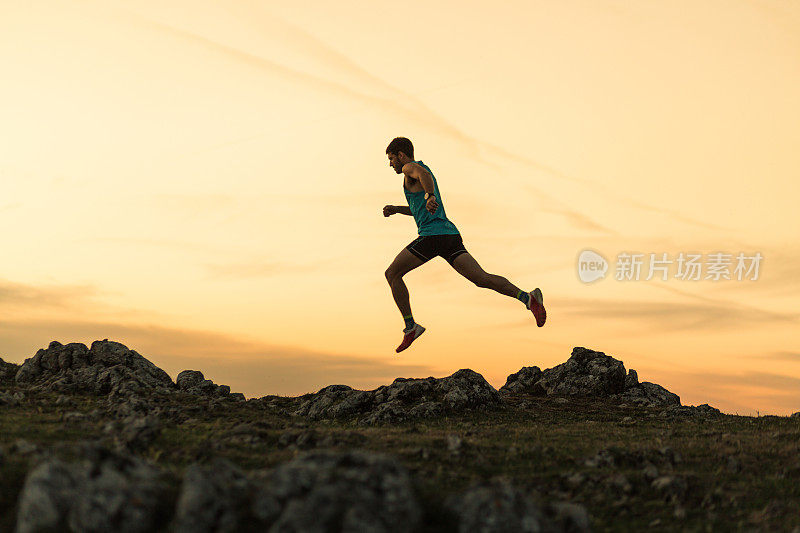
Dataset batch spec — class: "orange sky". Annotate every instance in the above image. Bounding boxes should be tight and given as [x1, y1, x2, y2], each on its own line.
[1, 0, 799, 415]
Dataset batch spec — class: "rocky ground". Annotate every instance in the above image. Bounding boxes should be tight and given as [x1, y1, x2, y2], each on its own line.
[1, 340, 799, 532]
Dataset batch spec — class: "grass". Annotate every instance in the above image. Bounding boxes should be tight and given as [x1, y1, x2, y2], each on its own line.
[1, 385, 799, 532]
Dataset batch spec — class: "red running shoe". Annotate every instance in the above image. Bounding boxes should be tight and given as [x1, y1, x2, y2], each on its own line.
[396, 323, 426, 353]
[527, 288, 546, 327]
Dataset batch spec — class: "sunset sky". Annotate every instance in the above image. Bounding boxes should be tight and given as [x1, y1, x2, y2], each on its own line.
[2, 0, 798, 415]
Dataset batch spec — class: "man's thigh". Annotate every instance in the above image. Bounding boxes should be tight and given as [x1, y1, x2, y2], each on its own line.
[386, 244, 428, 279]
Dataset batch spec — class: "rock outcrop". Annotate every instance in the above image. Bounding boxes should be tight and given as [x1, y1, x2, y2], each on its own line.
[292, 369, 502, 424]
[17, 448, 423, 533]
[500, 347, 681, 407]
[14, 340, 174, 397]
[11, 340, 243, 404]
[445, 479, 591, 532]
[0, 357, 18, 385]
[176, 369, 242, 400]
[261, 450, 422, 532]
[15, 447, 170, 533]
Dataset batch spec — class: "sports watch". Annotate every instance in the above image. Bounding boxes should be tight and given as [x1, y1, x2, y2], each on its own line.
[424, 193, 436, 201]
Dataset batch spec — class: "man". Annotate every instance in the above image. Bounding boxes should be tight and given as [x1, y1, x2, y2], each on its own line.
[383, 137, 546, 353]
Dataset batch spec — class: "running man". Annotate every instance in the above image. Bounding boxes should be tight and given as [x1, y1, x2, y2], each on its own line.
[382, 137, 546, 353]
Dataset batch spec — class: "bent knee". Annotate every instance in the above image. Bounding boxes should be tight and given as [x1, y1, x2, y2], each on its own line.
[385, 268, 401, 282]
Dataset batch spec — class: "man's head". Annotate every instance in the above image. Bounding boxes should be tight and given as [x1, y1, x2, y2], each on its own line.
[386, 137, 414, 174]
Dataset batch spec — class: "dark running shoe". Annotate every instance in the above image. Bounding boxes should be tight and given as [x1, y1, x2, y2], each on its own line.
[527, 288, 546, 327]
[396, 323, 426, 353]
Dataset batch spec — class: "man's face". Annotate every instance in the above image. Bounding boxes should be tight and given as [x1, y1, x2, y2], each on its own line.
[388, 152, 403, 174]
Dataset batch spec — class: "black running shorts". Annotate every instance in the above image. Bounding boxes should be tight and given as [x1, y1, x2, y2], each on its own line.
[405, 233, 468, 266]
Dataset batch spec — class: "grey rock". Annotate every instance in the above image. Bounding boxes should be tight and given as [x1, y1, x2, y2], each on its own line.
[662, 403, 722, 418]
[447, 434, 464, 455]
[15, 448, 168, 533]
[176, 369, 232, 397]
[504, 347, 681, 406]
[265, 450, 422, 532]
[624, 369, 639, 389]
[643, 463, 659, 480]
[585, 446, 680, 470]
[616, 381, 681, 407]
[545, 501, 592, 532]
[360, 401, 408, 426]
[294, 369, 500, 424]
[10, 439, 39, 456]
[176, 370, 205, 390]
[446, 480, 556, 533]
[15, 460, 76, 533]
[651, 475, 688, 502]
[0, 390, 19, 406]
[790, 411, 800, 418]
[436, 369, 502, 409]
[606, 473, 632, 494]
[0, 356, 20, 384]
[15, 340, 174, 397]
[294, 385, 364, 420]
[173, 459, 253, 533]
[499, 366, 544, 395]
[539, 347, 626, 397]
[116, 415, 162, 452]
[278, 429, 319, 449]
[407, 401, 443, 418]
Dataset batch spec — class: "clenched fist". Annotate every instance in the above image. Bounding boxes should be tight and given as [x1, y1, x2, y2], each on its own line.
[383, 205, 397, 217]
[426, 196, 438, 214]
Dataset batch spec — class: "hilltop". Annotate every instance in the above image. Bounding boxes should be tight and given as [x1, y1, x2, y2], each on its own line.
[1, 340, 799, 532]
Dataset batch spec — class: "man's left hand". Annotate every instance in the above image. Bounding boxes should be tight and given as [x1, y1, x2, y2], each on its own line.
[426, 197, 438, 213]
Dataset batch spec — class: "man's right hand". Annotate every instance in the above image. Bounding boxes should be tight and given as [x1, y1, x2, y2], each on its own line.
[383, 205, 397, 217]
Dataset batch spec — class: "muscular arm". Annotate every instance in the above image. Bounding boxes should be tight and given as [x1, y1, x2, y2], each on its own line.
[394, 206, 412, 215]
[402, 162, 435, 196]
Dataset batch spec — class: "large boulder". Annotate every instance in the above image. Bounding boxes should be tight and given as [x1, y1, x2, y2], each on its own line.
[172, 450, 422, 533]
[14, 340, 174, 396]
[539, 347, 626, 397]
[501, 347, 681, 407]
[446, 479, 591, 532]
[173, 459, 253, 533]
[499, 366, 544, 395]
[292, 369, 501, 424]
[265, 450, 422, 532]
[15, 447, 170, 533]
[176, 370, 236, 399]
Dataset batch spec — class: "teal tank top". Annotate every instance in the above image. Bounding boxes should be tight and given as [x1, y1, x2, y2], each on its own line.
[403, 161, 460, 236]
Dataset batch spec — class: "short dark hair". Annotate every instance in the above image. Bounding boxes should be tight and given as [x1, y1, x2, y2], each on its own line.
[386, 137, 414, 160]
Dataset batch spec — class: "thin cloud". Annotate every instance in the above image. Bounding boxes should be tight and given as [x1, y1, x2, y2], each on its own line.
[558, 295, 798, 331]
[117, 9, 628, 237]
[492, 292, 799, 333]
[204, 259, 330, 280]
[538, 206, 619, 235]
[623, 200, 732, 232]
[0, 318, 439, 398]
[0, 279, 98, 310]
[224, 7, 730, 234]
[739, 350, 800, 362]
[73, 236, 227, 255]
